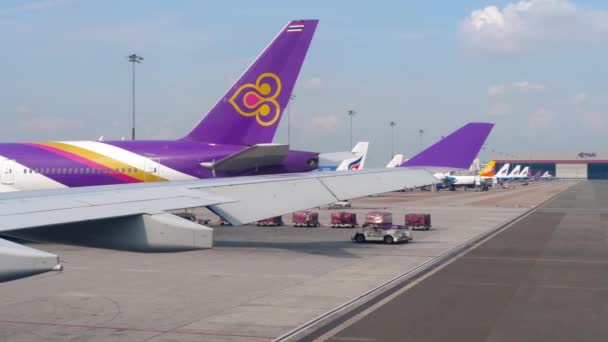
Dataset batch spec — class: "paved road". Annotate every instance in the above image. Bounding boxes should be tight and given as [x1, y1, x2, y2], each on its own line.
[328, 181, 608, 342]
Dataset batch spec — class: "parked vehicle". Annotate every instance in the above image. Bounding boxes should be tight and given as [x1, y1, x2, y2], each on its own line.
[405, 214, 432, 230]
[330, 212, 357, 228]
[292, 211, 319, 227]
[363, 211, 392, 228]
[256, 216, 284, 226]
[329, 200, 351, 209]
[352, 225, 412, 244]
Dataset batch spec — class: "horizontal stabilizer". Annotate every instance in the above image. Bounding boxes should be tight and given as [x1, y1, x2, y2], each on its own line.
[200, 144, 289, 173]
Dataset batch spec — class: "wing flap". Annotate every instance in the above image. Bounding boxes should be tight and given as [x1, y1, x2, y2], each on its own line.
[200, 144, 289, 173]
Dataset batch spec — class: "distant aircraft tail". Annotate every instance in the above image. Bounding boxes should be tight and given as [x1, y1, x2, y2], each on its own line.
[386, 154, 404, 168]
[479, 160, 496, 177]
[520, 166, 530, 178]
[508, 165, 521, 177]
[401, 122, 494, 170]
[182, 19, 319, 146]
[337, 142, 369, 171]
[496, 163, 510, 177]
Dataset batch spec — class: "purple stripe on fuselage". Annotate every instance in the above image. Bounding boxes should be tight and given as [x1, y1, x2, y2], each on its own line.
[0, 143, 124, 187]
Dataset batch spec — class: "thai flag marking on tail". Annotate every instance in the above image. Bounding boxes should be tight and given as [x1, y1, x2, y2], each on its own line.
[287, 24, 304, 33]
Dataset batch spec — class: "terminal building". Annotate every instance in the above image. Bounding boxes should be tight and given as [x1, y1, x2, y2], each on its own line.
[494, 151, 608, 180]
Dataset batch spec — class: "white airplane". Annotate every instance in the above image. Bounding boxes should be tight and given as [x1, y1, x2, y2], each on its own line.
[318, 142, 369, 171]
[386, 154, 404, 168]
[434, 160, 496, 190]
[337, 142, 369, 171]
[507, 165, 522, 179]
[541, 171, 554, 180]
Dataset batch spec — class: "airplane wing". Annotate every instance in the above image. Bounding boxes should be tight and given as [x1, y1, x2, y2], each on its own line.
[0, 168, 437, 282]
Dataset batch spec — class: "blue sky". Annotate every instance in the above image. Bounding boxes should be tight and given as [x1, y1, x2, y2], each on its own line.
[1, 0, 607, 166]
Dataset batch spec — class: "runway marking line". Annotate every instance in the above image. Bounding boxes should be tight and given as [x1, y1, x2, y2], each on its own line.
[462, 256, 608, 264]
[0, 319, 274, 340]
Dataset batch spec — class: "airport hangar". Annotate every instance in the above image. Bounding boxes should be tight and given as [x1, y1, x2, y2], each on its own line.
[494, 151, 608, 180]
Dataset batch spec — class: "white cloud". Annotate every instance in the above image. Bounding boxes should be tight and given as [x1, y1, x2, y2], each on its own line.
[461, 0, 608, 52]
[311, 115, 338, 129]
[489, 102, 512, 115]
[528, 108, 556, 128]
[488, 81, 545, 96]
[303, 77, 323, 90]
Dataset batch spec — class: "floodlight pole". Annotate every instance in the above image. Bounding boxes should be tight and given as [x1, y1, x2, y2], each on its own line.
[348, 110, 356, 149]
[389, 121, 397, 158]
[128, 53, 143, 140]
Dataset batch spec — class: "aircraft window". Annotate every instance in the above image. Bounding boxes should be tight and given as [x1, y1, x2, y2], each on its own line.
[134, 168, 138, 173]
[34, 169, 38, 173]
[61, 168, 67, 174]
[114, 168, 119, 173]
[85, 168, 89, 174]
[23, 169, 27, 174]
[44, 168, 48, 174]
[121, 168, 126, 173]
[30, 169, 34, 174]
[51, 168, 56, 174]
[127, 168, 132, 173]
[79, 168, 84, 174]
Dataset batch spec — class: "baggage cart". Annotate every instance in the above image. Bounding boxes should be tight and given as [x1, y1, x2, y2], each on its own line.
[405, 213, 432, 230]
[330, 212, 357, 228]
[256, 216, 284, 226]
[292, 211, 319, 227]
[363, 211, 392, 228]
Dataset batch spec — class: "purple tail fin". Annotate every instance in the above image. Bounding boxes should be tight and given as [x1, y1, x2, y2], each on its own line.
[182, 19, 319, 145]
[401, 122, 494, 169]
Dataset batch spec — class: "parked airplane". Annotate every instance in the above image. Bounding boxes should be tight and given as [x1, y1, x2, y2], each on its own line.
[507, 165, 522, 179]
[495, 163, 510, 181]
[434, 160, 496, 190]
[386, 154, 404, 168]
[541, 171, 555, 180]
[0, 19, 319, 193]
[318, 142, 369, 171]
[0, 122, 494, 281]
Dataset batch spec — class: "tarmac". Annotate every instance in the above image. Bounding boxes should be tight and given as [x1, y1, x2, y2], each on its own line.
[326, 181, 608, 342]
[0, 181, 573, 342]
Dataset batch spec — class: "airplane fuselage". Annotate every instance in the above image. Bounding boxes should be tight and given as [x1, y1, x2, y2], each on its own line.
[0, 140, 318, 192]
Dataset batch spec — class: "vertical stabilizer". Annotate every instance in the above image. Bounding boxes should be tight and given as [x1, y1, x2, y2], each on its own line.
[479, 160, 496, 177]
[386, 154, 404, 168]
[182, 20, 319, 146]
[401, 123, 494, 170]
[337, 142, 369, 171]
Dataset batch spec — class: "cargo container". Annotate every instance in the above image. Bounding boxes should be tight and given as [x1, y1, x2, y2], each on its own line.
[292, 211, 319, 227]
[256, 216, 284, 226]
[363, 211, 392, 228]
[330, 212, 357, 228]
[405, 213, 432, 230]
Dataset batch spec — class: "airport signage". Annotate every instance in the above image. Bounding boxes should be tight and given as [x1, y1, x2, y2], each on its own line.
[578, 152, 597, 158]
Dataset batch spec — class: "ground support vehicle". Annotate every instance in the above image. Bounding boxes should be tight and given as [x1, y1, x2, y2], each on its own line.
[352, 225, 413, 244]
